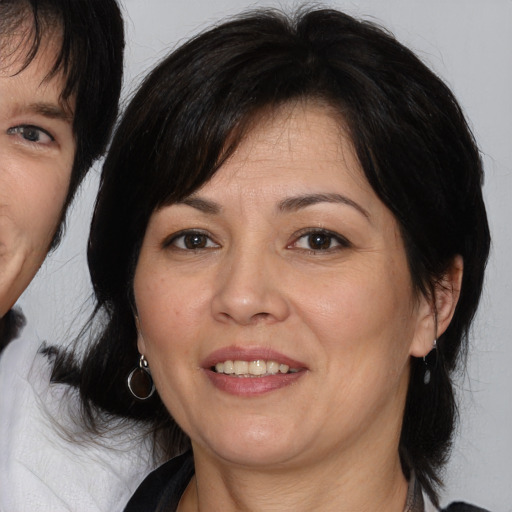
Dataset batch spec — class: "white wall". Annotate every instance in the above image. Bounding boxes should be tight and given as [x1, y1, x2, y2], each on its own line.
[18, 1, 512, 509]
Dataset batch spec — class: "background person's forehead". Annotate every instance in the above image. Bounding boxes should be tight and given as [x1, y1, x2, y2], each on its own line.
[0, 21, 63, 82]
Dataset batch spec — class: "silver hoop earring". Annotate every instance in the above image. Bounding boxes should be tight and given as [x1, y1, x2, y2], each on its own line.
[127, 354, 155, 400]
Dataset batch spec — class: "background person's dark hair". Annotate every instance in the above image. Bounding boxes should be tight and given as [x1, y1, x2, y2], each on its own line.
[50, 7, 490, 505]
[0, 0, 125, 245]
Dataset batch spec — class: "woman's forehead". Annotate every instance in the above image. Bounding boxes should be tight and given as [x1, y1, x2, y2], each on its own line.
[203, 102, 366, 193]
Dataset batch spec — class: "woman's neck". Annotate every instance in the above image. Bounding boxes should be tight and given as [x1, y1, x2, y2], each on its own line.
[179, 443, 409, 512]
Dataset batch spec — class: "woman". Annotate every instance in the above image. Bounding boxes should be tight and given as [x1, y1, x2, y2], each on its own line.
[51, 7, 490, 511]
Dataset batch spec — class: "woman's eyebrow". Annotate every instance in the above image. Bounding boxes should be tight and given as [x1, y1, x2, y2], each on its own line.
[179, 197, 222, 214]
[278, 193, 370, 219]
[179, 193, 369, 218]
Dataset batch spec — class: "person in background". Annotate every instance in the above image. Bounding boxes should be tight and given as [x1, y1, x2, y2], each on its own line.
[51, 7, 491, 512]
[0, 1, 126, 510]
[0, 0, 124, 348]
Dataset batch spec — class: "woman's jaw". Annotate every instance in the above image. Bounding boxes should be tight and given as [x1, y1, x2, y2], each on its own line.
[184, 399, 410, 512]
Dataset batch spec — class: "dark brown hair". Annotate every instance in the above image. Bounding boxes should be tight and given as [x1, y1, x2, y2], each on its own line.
[50, 8, 490, 504]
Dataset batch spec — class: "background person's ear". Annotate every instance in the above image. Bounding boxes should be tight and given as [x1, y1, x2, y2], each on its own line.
[410, 255, 463, 358]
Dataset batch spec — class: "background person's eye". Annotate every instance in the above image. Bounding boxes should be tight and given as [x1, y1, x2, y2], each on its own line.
[7, 125, 55, 145]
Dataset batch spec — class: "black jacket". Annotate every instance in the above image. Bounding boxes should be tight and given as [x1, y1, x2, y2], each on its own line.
[124, 452, 491, 512]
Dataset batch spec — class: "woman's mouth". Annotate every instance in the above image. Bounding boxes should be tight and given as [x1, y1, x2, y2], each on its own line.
[212, 359, 300, 377]
[203, 348, 306, 396]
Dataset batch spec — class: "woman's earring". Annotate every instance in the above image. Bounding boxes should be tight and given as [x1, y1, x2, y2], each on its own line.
[423, 339, 437, 385]
[127, 354, 155, 400]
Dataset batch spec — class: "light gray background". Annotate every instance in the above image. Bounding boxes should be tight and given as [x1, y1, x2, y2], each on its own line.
[17, 1, 511, 510]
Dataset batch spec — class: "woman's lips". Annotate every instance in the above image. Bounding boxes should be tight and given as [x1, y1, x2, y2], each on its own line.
[201, 346, 307, 396]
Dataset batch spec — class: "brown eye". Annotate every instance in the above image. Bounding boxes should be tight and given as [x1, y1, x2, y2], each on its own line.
[183, 233, 208, 249]
[291, 229, 351, 252]
[167, 230, 219, 250]
[307, 233, 332, 250]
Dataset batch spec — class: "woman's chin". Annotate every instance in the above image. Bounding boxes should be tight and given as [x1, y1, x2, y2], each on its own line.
[193, 423, 307, 469]
[213, 445, 299, 469]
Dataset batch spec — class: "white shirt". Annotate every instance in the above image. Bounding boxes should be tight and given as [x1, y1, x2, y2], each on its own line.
[0, 332, 155, 512]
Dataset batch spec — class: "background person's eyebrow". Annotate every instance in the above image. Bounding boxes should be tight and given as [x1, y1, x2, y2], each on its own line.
[278, 193, 370, 219]
[179, 197, 222, 214]
[12, 102, 73, 122]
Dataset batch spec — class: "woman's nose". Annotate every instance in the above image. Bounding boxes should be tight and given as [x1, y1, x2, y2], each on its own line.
[211, 247, 290, 326]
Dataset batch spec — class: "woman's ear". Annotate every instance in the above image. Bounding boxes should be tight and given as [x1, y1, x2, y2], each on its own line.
[134, 314, 147, 354]
[410, 255, 463, 358]
[434, 254, 464, 337]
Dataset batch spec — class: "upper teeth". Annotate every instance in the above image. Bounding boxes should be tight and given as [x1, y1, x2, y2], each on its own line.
[214, 360, 297, 376]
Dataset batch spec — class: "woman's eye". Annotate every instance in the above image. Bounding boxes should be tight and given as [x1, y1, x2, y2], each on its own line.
[167, 231, 218, 250]
[292, 230, 350, 252]
[7, 125, 55, 145]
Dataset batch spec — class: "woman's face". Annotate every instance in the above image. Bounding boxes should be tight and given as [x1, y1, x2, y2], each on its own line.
[134, 104, 434, 470]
